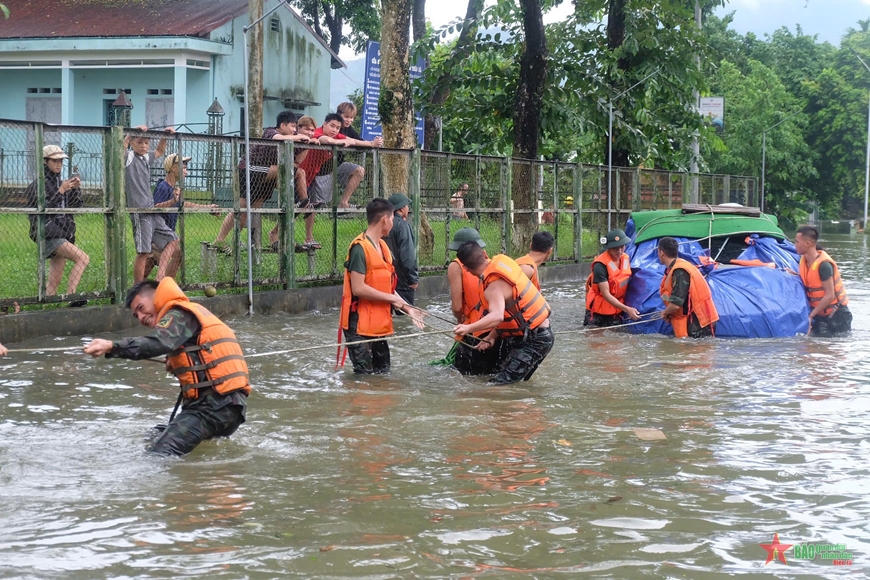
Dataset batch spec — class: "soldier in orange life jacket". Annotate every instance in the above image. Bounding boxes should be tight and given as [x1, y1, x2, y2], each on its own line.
[83, 278, 250, 456]
[584, 228, 640, 327]
[339, 198, 424, 374]
[516, 231, 554, 292]
[656, 236, 719, 338]
[794, 225, 851, 336]
[447, 228, 504, 375]
[454, 242, 554, 385]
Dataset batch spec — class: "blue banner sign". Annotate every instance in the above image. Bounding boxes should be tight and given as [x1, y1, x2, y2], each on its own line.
[361, 40, 425, 144]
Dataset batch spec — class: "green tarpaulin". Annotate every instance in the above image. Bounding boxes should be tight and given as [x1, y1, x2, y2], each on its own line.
[630, 209, 785, 244]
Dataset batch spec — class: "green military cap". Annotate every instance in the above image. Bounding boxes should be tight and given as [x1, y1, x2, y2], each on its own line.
[448, 227, 486, 251]
[388, 193, 411, 211]
[601, 228, 630, 249]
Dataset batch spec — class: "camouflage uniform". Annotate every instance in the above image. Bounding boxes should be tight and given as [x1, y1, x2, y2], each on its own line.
[109, 307, 247, 456]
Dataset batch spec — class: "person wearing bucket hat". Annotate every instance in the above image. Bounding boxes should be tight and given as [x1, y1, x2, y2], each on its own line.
[444, 228, 504, 374]
[384, 193, 419, 305]
[25, 145, 90, 305]
[584, 228, 640, 327]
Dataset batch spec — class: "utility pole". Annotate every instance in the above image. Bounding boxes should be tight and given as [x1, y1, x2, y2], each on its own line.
[247, 0, 264, 138]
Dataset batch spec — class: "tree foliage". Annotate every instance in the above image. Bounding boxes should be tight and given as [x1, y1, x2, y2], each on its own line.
[292, 0, 381, 62]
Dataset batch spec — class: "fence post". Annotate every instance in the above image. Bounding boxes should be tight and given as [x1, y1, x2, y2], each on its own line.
[372, 148, 380, 199]
[34, 124, 46, 302]
[574, 163, 583, 261]
[633, 167, 640, 213]
[502, 156, 512, 254]
[231, 140, 241, 287]
[410, 148, 421, 256]
[105, 125, 127, 302]
[280, 141, 295, 288]
[176, 136, 186, 284]
[552, 163, 559, 260]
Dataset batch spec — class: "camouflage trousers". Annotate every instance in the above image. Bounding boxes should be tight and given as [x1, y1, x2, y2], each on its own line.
[150, 389, 247, 456]
[490, 326, 555, 385]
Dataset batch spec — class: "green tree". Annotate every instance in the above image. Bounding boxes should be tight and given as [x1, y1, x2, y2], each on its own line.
[292, 0, 381, 64]
[704, 60, 817, 224]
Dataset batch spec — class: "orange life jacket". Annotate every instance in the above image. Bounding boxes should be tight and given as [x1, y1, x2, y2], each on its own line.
[480, 254, 551, 337]
[154, 278, 251, 400]
[515, 254, 541, 290]
[585, 251, 631, 316]
[339, 233, 397, 337]
[799, 250, 848, 317]
[452, 257, 487, 341]
[659, 258, 720, 338]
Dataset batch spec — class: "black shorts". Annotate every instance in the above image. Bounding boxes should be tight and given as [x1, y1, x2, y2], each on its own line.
[811, 306, 852, 337]
[583, 310, 623, 328]
[239, 168, 276, 204]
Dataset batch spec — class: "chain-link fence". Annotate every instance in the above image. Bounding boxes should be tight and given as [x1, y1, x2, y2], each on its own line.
[0, 118, 757, 308]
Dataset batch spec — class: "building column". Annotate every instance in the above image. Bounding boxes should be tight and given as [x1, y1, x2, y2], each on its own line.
[61, 60, 74, 124]
[174, 62, 187, 128]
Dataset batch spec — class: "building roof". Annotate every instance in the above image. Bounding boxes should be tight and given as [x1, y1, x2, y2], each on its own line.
[0, 0, 247, 39]
[0, 0, 346, 68]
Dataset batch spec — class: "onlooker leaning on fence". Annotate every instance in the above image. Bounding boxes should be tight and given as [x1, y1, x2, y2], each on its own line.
[384, 193, 419, 305]
[213, 111, 311, 250]
[26, 145, 90, 304]
[144, 154, 218, 279]
[309, 102, 383, 209]
[269, 115, 323, 252]
[125, 125, 180, 283]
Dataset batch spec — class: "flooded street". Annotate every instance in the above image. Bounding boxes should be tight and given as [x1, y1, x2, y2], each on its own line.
[1, 234, 869, 577]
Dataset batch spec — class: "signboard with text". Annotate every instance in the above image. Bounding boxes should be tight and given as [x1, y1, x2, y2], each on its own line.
[361, 40, 425, 144]
[699, 96, 725, 133]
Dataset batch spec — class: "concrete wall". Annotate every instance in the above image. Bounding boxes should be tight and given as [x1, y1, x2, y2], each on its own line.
[0, 70, 63, 121]
[211, 0, 331, 134]
[0, 262, 589, 345]
[73, 68, 175, 126]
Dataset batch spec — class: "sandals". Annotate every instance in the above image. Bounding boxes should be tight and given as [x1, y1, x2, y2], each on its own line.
[301, 240, 322, 250]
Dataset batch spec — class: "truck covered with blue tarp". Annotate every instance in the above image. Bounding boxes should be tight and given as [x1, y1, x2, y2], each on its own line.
[622, 208, 809, 338]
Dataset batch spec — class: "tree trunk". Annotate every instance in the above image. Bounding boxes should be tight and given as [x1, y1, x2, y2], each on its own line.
[511, 0, 547, 253]
[247, 0, 264, 139]
[322, 1, 344, 68]
[604, 0, 629, 169]
[380, 0, 435, 259]
[423, 0, 484, 150]
[412, 0, 426, 42]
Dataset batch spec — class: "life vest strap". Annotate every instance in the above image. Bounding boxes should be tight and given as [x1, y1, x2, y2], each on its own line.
[183, 370, 250, 395]
[170, 336, 239, 357]
[172, 354, 247, 375]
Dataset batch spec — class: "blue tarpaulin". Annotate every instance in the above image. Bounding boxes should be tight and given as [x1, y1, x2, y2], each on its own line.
[622, 220, 809, 338]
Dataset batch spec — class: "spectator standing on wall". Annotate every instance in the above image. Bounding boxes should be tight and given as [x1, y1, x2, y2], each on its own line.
[212, 111, 311, 250]
[309, 102, 383, 209]
[143, 154, 218, 279]
[125, 125, 181, 283]
[451, 183, 468, 219]
[384, 193, 419, 305]
[25, 145, 90, 305]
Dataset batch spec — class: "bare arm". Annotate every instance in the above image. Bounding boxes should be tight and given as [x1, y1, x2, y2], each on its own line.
[809, 276, 837, 319]
[597, 280, 640, 319]
[318, 135, 351, 148]
[154, 127, 175, 158]
[519, 264, 535, 280]
[349, 271, 424, 328]
[455, 279, 509, 335]
[447, 261, 465, 322]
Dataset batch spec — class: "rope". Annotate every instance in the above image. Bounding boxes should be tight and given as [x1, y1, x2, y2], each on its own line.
[248, 329, 457, 359]
[553, 311, 662, 335]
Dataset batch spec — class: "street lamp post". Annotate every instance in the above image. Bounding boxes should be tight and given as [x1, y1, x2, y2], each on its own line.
[607, 68, 660, 231]
[854, 52, 870, 230]
[760, 110, 801, 213]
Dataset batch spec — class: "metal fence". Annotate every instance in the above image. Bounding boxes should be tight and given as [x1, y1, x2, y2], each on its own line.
[0, 118, 757, 307]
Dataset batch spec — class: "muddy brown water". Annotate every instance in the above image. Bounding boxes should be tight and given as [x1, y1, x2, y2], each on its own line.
[1, 234, 868, 578]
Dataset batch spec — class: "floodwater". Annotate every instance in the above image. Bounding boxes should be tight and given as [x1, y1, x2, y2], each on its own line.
[1, 235, 868, 578]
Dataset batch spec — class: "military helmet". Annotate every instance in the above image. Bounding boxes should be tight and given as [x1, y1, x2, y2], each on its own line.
[600, 228, 629, 249]
[448, 227, 486, 251]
